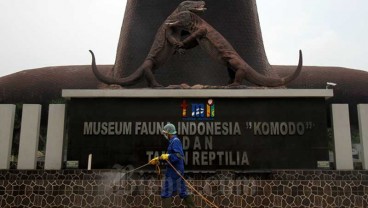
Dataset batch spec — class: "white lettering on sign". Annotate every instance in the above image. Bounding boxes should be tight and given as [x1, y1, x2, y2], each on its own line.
[177, 122, 241, 135]
[135, 122, 165, 135]
[83, 121, 243, 136]
[146, 135, 250, 167]
[83, 122, 132, 135]
[191, 151, 249, 166]
[245, 121, 315, 136]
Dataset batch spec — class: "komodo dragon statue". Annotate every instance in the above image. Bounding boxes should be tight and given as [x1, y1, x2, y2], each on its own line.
[90, 1, 206, 88]
[166, 11, 303, 87]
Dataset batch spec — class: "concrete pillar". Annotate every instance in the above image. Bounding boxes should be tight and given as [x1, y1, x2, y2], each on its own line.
[0, 105, 16, 169]
[331, 104, 353, 170]
[358, 104, 368, 169]
[44, 104, 66, 170]
[17, 104, 41, 169]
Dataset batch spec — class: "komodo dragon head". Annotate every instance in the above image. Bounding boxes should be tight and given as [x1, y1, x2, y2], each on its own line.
[165, 10, 195, 29]
[177, 1, 207, 13]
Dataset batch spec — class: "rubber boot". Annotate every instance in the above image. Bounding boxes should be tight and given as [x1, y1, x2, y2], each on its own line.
[183, 195, 196, 208]
[162, 197, 172, 208]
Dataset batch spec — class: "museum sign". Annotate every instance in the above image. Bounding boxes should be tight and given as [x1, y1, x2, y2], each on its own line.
[66, 92, 330, 170]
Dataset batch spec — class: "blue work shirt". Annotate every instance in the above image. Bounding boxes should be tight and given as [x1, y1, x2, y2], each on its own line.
[166, 135, 185, 176]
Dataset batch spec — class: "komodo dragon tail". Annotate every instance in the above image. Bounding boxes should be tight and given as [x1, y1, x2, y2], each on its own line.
[245, 50, 303, 87]
[89, 50, 144, 86]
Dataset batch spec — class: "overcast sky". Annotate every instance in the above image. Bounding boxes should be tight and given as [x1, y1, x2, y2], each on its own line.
[0, 0, 367, 77]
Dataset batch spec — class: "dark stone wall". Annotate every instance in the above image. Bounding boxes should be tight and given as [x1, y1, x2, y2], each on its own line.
[1, 170, 368, 207]
[113, 0, 279, 87]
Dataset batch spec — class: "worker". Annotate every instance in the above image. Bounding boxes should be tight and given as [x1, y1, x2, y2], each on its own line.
[149, 123, 196, 208]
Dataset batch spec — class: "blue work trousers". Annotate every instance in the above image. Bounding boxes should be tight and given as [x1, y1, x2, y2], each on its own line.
[161, 174, 187, 198]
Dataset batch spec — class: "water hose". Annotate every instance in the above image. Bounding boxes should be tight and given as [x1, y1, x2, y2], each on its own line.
[167, 160, 219, 208]
[119, 161, 219, 208]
